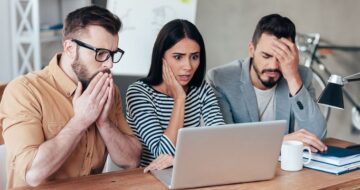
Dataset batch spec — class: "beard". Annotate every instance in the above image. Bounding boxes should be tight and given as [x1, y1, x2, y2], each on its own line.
[71, 57, 111, 91]
[252, 60, 282, 88]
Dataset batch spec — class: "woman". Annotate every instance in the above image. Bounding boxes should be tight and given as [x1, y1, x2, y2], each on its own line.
[126, 19, 224, 170]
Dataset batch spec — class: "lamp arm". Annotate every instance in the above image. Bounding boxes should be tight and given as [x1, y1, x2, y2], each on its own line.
[344, 72, 360, 81]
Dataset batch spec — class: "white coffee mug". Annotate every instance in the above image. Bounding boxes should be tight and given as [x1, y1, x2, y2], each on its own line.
[281, 140, 312, 171]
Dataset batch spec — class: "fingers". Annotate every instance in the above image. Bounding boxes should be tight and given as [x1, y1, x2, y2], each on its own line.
[96, 77, 110, 103]
[280, 38, 298, 53]
[73, 82, 82, 102]
[294, 129, 327, 152]
[298, 129, 327, 152]
[285, 129, 327, 152]
[83, 72, 104, 94]
[101, 78, 114, 113]
[162, 59, 172, 83]
[91, 73, 110, 99]
[271, 38, 298, 62]
[99, 85, 110, 108]
[144, 154, 174, 173]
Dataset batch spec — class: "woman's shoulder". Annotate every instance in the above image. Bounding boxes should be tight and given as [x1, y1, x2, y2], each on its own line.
[189, 81, 214, 96]
[127, 80, 154, 96]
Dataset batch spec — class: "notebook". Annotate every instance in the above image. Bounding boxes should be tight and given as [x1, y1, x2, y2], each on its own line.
[151, 120, 287, 189]
[303, 145, 360, 166]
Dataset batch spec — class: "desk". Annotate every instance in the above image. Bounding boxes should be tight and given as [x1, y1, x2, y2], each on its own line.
[11, 138, 360, 190]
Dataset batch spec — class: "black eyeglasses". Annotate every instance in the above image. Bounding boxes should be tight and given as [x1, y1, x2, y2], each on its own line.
[71, 39, 125, 63]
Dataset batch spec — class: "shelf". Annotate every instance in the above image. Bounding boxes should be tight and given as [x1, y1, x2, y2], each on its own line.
[40, 34, 62, 43]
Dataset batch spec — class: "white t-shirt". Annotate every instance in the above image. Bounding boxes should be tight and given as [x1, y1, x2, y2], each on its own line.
[254, 85, 277, 121]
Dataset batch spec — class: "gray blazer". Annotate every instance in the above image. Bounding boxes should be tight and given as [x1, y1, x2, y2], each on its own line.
[207, 58, 327, 139]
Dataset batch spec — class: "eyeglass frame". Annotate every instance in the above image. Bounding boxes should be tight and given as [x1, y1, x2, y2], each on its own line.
[71, 39, 125, 63]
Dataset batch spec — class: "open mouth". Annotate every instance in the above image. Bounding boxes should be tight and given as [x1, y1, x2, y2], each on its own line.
[178, 75, 191, 82]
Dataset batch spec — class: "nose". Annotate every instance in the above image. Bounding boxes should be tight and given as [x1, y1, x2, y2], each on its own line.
[103, 58, 113, 69]
[269, 57, 280, 69]
[183, 58, 192, 71]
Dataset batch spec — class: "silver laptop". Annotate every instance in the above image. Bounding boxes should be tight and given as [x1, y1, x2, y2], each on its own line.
[151, 120, 287, 189]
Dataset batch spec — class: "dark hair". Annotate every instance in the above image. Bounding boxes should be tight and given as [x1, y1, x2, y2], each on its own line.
[63, 5, 121, 40]
[252, 14, 296, 47]
[141, 19, 206, 87]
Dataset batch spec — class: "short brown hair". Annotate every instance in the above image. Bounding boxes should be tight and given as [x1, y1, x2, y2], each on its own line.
[63, 5, 121, 39]
[252, 14, 296, 47]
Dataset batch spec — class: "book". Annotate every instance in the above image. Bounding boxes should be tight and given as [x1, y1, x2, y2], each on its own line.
[304, 159, 360, 175]
[303, 145, 360, 166]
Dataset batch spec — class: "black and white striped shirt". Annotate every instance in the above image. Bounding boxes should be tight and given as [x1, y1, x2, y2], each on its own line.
[126, 80, 225, 166]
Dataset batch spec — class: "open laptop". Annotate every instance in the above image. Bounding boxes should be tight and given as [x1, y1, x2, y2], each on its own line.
[151, 120, 287, 189]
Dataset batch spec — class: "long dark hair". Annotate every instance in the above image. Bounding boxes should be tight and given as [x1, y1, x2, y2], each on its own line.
[141, 19, 206, 87]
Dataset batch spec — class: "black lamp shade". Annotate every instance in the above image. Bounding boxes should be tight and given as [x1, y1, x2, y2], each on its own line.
[317, 83, 344, 109]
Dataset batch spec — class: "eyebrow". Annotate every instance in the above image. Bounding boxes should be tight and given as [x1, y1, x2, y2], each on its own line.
[172, 52, 200, 55]
[261, 51, 273, 57]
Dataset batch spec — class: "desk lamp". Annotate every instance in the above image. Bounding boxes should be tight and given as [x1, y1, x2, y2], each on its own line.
[317, 72, 360, 150]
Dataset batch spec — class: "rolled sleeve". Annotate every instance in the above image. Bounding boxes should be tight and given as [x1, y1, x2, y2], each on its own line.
[0, 79, 44, 185]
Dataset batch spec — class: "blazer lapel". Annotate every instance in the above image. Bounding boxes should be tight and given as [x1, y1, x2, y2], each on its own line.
[275, 78, 291, 122]
[240, 58, 259, 122]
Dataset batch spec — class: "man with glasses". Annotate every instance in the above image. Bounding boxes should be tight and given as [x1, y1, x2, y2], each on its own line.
[0, 6, 141, 188]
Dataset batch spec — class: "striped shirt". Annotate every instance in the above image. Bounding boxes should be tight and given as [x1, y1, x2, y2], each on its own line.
[126, 80, 225, 166]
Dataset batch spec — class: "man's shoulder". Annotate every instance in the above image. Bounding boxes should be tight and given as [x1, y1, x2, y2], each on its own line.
[207, 59, 246, 82]
[6, 70, 48, 92]
[208, 59, 242, 75]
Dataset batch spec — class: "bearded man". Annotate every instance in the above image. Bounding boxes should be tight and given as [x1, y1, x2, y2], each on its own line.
[0, 6, 141, 188]
[207, 14, 327, 153]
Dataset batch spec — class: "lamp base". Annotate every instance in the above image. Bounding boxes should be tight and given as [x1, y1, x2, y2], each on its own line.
[352, 107, 360, 130]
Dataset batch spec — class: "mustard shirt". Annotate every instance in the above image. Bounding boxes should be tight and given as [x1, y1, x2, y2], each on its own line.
[0, 54, 134, 188]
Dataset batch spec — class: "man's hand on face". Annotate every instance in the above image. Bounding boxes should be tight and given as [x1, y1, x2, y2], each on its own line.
[72, 72, 111, 130]
[96, 75, 114, 127]
[271, 38, 303, 95]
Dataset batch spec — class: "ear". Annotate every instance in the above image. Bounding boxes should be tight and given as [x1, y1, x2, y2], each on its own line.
[248, 42, 255, 58]
[63, 40, 77, 60]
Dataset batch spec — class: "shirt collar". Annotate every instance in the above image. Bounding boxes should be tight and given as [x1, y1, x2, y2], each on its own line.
[49, 53, 77, 97]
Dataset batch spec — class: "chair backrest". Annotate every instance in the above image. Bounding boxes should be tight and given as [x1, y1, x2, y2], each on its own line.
[0, 83, 6, 145]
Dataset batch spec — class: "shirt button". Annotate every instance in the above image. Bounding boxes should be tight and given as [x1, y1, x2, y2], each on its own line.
[297, 101, 304, 110]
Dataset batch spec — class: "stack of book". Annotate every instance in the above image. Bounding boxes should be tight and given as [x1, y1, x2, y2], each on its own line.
[303, 145, 360, 175]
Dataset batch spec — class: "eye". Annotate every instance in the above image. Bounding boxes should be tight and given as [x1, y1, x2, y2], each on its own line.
[262, 54, 271, 59]
[173, 54, 182, 60]
[97, 50, 110, 61]
[191, 54, 199, 60]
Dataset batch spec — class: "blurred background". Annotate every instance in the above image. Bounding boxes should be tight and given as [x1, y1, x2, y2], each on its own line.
[0, 0, 359, 143]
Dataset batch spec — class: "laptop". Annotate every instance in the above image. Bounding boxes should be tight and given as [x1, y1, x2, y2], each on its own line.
[151, 120, 287, 189]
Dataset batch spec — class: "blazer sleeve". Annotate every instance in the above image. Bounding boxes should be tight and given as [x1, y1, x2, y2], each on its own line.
[289, 67, 327, 139]
[206, 69, 235, 124]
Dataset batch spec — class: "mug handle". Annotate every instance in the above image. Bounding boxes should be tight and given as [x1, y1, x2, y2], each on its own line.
[303, 146, 312, 164]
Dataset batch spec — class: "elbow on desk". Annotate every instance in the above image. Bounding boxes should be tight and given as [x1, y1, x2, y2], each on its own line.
[25, 169, 45, 187]
[114, 140, 142, 169]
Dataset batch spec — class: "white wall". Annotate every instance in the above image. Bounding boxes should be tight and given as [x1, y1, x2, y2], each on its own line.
[0, 0, 12, 82]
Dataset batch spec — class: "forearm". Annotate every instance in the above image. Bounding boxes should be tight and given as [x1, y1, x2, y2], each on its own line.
[97, 122, 141, 169]
[164, 97, 185, 145]
[291, 86, 327, 139]
[287, 74, 303, 96]
[26, 117, 85, 187]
